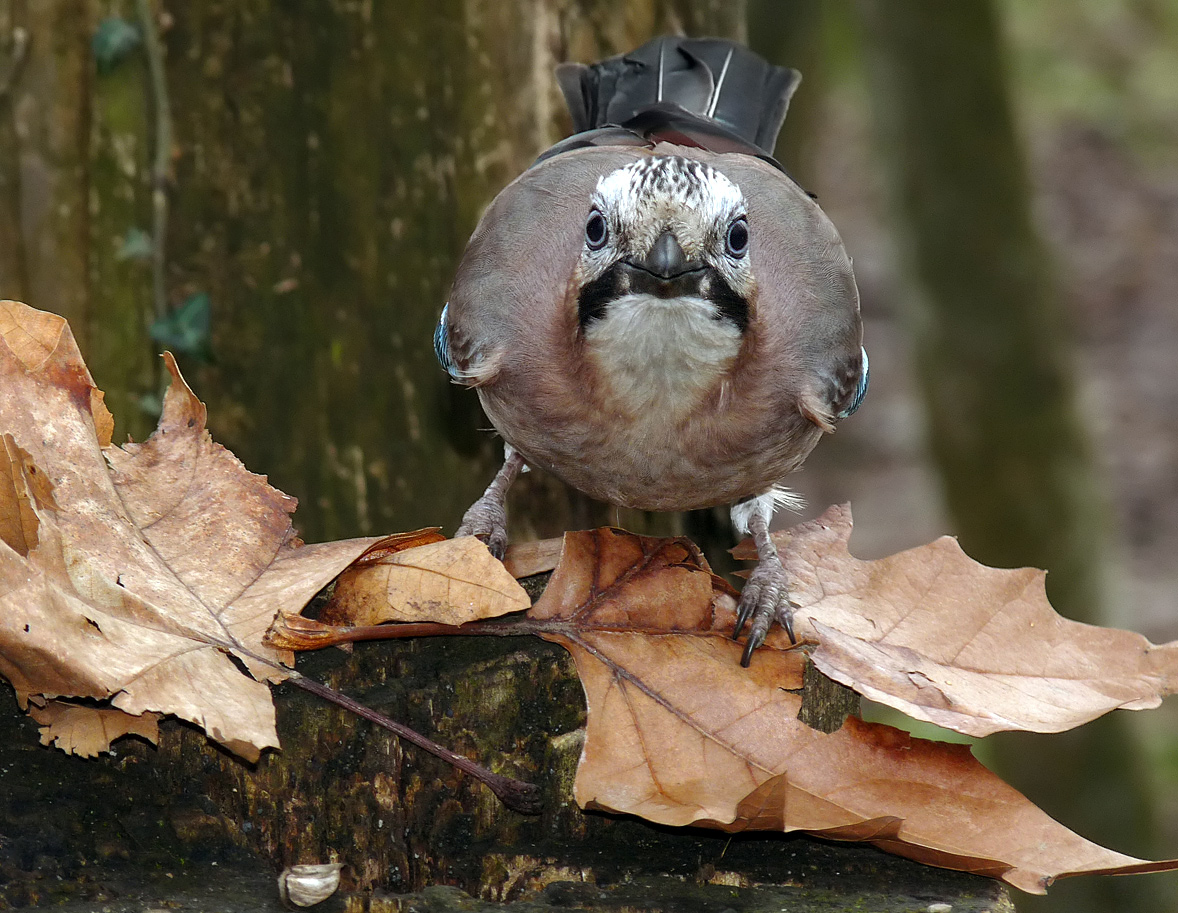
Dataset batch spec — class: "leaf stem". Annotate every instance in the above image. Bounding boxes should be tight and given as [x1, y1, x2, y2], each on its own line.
[284, 673, 541, 815]
[267, 617, 544, 651]
[205, 634, 541, 815]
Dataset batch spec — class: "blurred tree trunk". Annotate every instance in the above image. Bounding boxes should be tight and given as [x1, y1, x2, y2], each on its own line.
[0, 1, 93, 341]
[746, 0, 823, 179]
[853, 3, 1169, 911]
[0, 0, 751, 549]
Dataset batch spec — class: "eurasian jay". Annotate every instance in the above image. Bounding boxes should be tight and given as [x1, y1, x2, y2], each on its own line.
[435, 36, 868, 665]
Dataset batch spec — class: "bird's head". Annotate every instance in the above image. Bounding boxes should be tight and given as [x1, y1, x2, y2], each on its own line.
[574, 155, 755, 334]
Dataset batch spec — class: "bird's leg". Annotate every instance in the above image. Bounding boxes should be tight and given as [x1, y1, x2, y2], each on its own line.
[731, 491, 796, 667]
[456, 445, 526, 560]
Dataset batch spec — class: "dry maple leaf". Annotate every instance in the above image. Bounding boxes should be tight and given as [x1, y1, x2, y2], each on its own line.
[321, 530, 529, 626]
[534, 527, 1178, 894]
[28, 702, 162, 759]
[0, 301, 378, 761]
[266, 534, 539, 651]
[501, 537, 563, 579]
[733, 504, 1178, 738]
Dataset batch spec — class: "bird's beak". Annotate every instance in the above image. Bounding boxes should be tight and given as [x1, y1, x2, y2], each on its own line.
[618, 230, 707, 299]
[633, 230, 703, 279]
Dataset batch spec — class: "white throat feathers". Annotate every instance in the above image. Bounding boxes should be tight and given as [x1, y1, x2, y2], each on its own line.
[576, 155, 754, 419]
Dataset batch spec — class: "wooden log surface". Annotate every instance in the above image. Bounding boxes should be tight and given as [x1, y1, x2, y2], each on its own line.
[0, 578, 1012, 912]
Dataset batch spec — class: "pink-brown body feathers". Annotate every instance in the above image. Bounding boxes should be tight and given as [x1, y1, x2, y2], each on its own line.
[445, 143, 860, 511]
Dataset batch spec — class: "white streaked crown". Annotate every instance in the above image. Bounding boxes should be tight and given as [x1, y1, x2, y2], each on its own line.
[589, 156, 747, 266]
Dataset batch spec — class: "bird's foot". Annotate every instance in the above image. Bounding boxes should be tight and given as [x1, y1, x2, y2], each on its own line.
[730, 490, 798, 666]
[456, 494, 509, 560]
[733, 550, 797, 666]
[455, 447, 525, 561]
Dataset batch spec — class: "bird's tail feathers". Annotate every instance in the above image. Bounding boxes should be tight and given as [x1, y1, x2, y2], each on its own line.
[557, 36, 800, 156]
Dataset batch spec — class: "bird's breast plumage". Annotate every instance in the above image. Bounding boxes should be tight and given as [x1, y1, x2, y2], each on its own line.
[581, 291, 742, 420]
[444, 139, 861, 512]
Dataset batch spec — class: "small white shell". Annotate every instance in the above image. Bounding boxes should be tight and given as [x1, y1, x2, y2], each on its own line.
[277, 862, 344, 908]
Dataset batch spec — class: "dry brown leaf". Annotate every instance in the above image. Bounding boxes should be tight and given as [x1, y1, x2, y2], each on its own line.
[535, 527, 1178, 894]
[30, 702, 161, 758]
[321, 533, 529, 626]
[732, 504, 1178, 737]
[1, 434, 56, 556]
[0, 301, 378, 760]
[266, 535, 557, 651]
[341, 528, 447, 563]
[503, 537, 563, 579]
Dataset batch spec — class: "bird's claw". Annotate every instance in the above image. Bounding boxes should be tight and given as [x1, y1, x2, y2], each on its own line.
[456, 497, 509, 560]
[734, 554, 796, 667]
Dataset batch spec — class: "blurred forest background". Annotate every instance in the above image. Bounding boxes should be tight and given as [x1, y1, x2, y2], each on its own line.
[1, 1, 1176, 911]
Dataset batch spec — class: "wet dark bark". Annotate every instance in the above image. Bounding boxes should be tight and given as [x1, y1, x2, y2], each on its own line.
[0, 635, 1011, 911]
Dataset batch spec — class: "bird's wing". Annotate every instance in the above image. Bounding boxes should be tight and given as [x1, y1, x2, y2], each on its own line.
[443, 147, 645, 389]
[715, 154, 865, 433]
[836, 346, 870, 420]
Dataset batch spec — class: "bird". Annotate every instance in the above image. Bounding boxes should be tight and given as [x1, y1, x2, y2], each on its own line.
[434, 36, 868, 665]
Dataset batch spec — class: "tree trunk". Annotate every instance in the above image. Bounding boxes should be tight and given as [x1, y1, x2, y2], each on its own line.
[0, 614, 1012, 912]
[0, 0, 94, 342]
[853, 3, 1169, 911]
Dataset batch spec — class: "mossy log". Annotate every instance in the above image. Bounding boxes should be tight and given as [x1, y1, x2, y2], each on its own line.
[1, 581, 1011, 912]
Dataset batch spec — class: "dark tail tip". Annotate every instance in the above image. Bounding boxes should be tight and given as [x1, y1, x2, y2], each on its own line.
[557, 36, 801, 156]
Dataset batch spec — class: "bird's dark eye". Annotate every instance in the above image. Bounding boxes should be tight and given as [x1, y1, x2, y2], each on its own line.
[725, 217, 749, 258]
[585, 209, 608, 250]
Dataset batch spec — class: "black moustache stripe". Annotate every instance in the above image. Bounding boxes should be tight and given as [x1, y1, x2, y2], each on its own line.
[702, 272, 750, 333]
[577, 267, 624, 327]
[578, 261, 750, 333]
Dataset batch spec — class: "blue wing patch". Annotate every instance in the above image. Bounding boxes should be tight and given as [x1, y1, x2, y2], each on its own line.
[434, 303, 458, 379]
[837, 346, 869, 419]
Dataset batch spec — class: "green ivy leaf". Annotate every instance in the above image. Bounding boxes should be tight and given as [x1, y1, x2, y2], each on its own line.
[117, 227, 154, 262]
[150, 293, 214, 364]
[93, 17, 142, 74]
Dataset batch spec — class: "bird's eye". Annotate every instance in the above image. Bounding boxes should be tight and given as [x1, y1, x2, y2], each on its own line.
[725, 217, 749, 258]
[585, 209, 608, 250]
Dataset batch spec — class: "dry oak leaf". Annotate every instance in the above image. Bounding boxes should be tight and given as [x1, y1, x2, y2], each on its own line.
[535, 527, 1178, 894]
[0, 301, 378, 761]
[733, 504, 1178, 738]
[319, 530, 529, 626]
